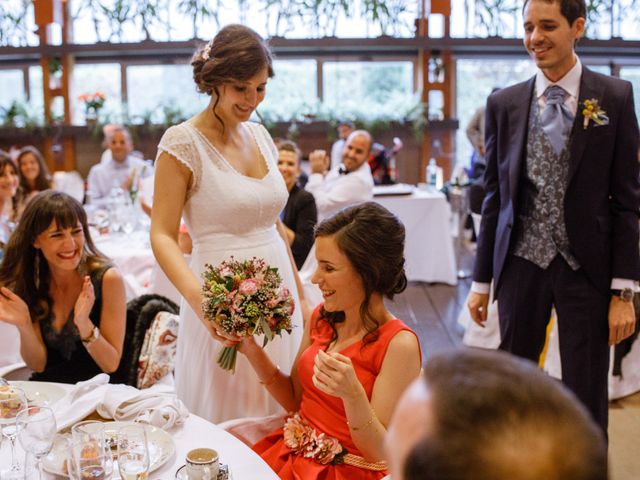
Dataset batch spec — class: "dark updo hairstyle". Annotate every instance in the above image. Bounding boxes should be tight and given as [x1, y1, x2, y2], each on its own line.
[0, 191, 110, 323]
[315, 201, 407, 347]
[191, 24, 275, 132]
[17, 145, 52, 193]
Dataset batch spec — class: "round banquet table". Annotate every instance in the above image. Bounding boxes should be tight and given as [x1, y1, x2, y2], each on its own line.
[0, 382, 278, 480]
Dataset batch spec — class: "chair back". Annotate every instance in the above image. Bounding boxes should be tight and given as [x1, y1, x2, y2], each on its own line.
[110, 294, 179, 386]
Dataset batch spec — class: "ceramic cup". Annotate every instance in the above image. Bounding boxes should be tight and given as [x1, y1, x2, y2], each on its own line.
[186, 448, 219, 480]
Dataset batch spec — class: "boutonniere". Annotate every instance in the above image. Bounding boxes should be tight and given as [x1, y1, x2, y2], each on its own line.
[581, 99, 609, 129]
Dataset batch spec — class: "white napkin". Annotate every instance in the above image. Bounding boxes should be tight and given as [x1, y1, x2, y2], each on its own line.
[54, 373, 110, 431]
[97, 383, 188, 430]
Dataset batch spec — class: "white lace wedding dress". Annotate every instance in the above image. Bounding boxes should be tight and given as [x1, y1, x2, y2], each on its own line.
[157, 121, 303, 423]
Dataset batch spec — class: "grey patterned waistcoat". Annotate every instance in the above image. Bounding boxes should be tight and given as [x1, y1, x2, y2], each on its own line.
[511, 94, 580, 270]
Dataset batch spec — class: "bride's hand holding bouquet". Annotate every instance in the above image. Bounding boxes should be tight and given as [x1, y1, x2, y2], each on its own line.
[201, 257, 294, 372]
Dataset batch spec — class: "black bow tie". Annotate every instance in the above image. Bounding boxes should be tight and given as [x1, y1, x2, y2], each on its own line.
[338, 166, 349, 175]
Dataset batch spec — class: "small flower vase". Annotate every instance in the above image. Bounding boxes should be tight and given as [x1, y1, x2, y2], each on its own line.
[85, 108, 98, 128]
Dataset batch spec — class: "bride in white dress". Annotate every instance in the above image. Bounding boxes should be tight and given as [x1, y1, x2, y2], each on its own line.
[150, 25, 303, 423]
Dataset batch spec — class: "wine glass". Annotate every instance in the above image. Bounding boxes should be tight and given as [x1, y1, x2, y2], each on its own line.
[117, 424, 150, 480]
[16, 406, 57, 480]
[0, 385, 28, 479]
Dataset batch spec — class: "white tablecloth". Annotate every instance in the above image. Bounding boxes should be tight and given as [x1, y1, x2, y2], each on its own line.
[374, 189, 457, 285]
[93, 232, 182, 305]
[0, 382, 278, 479]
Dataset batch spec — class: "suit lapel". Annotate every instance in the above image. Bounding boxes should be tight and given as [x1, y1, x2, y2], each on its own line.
[568, 67, 603, 183]
[508, 77, 535, 203]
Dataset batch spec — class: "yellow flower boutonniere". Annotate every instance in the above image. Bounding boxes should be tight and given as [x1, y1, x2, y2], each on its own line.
[581, 99, 609, 130]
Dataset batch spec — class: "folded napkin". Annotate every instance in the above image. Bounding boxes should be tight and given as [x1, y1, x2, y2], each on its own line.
[97, 383, 188, 430]
[54, 374, 110, 431]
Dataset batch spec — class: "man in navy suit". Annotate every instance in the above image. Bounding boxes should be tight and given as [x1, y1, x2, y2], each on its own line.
[468, 0, 639, 433]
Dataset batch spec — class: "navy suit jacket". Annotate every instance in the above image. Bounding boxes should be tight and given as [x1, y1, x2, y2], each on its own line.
[473, 66, 640, 294]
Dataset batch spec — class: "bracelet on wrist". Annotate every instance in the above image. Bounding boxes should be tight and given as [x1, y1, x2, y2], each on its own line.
[347, 408, 376, 432]
[259, 365, 280, 386]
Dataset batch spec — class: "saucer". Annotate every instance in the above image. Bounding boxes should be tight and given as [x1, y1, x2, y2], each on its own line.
[175, 463, 230, 480]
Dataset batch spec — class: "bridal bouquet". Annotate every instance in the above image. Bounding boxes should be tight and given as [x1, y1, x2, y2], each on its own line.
[201, 257, 294, 372]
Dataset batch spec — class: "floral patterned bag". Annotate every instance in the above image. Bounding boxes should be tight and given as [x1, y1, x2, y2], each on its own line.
[137, 312, 179, 389]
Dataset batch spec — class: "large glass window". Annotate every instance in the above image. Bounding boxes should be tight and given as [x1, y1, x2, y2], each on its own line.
[456, 59, 535, 167]
[620, 67, 640, 123]
[0, 69, 26, 109]
[323, 61, 414, 120]
[127, 64, 207, 124]
[71, 63, 122, 124]
[260, 60, 318, 121]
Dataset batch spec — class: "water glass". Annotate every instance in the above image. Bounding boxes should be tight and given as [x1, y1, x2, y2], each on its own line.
[16, 406, 57, 480]
[117, 424, 150, 480]
[68, 438, 113, 480]
[0, 385, 28, 479]
[70, 421, 113, 479]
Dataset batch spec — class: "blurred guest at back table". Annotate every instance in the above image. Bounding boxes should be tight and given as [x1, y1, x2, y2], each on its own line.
[278, 140, 317, 269]
[16, 146, 52, 218]
[87, 125, 153, 205]
[330, 121, 354, 171]
[0, 152, 19, 258]
[0, 191, 126, 383]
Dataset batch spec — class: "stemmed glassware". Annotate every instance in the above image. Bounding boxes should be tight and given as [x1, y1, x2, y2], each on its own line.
[16, 406, 57, 480]
[0, 385, 28, 479]
[117, 424, 150, 480]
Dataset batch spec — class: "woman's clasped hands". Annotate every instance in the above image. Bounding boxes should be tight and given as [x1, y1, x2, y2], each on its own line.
[312, 349, 363, 399]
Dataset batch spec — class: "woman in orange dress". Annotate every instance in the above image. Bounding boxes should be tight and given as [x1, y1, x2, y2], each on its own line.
[229, 202, 422, 479]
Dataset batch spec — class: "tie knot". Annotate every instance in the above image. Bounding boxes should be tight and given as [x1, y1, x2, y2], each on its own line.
[544, 85, 568, 105]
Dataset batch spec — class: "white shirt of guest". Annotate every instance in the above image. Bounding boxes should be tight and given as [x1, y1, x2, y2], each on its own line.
[305, 161, 374, 222]
[87, 155, 154, 204]
[330, 139, 346, 170]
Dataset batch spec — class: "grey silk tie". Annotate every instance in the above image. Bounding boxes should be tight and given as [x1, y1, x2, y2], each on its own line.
[540, 85, 574, 155]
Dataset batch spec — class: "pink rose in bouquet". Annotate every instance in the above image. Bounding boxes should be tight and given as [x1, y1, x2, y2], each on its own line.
[201, 257, 295, 372]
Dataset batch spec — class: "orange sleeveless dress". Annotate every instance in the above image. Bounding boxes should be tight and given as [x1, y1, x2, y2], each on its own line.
[253, 309, 421, 480]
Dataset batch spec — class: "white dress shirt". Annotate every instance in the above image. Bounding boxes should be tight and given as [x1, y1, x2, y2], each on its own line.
[330, 139, 346, 171]
[305, 161, 374, 222]
[87, 155, 154, 205]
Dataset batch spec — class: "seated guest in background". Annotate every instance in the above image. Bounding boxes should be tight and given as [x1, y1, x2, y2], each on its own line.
[229, 202, 421, 479]
[306, 130, 374, 223]
[0, 191, 126, 384]
[16, 146, 52, 217]
[330, 120, 354, 170]
[278, 140, 317, 269]
[0, 152, 19, 257]
[87, 125, 153, 205]
[386, 348, 607, 480]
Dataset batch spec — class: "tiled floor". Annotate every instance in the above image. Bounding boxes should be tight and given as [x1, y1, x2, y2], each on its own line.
[387, 245, 640, 479]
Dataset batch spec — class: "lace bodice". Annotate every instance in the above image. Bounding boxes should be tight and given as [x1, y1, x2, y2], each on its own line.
[157, 121, 288, 244]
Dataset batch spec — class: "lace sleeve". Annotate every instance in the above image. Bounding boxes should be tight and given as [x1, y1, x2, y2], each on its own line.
[156, 124, 202, 197]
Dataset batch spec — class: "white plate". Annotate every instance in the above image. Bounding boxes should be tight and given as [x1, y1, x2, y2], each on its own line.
[42, 421, 175, 478]
[10, 381, 67, 407]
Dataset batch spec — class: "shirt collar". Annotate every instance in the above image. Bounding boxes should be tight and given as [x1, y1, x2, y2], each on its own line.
[108, 155, 132, 169]
[536, 55, 582, 100]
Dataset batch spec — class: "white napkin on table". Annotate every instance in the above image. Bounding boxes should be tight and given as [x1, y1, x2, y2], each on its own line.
[97, 383, 188, 430]
[54, 373, 110, 431]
